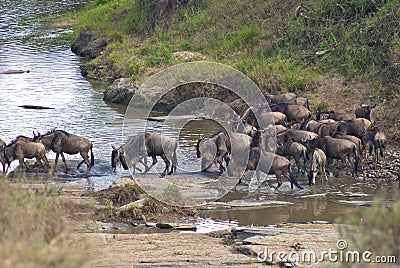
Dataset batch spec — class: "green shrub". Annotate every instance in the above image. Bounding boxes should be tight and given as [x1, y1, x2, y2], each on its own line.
[341, 200, 400, 262]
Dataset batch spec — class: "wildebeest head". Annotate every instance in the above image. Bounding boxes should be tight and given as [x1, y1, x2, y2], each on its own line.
[111, 145, 129, 170]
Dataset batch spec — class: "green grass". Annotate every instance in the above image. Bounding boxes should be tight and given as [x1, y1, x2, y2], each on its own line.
[341, 199, 400, 263]
[68, 0, 399, 97]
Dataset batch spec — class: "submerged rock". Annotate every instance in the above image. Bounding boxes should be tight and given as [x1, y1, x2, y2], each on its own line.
[103, 78, 137, 105]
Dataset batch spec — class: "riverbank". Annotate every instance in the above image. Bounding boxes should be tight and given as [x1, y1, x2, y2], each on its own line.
[57, 180, 341, 267]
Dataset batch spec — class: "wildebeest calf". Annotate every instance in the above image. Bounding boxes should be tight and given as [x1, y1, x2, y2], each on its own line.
[4, 140, 50, 172]
[307, 148, 328, 185]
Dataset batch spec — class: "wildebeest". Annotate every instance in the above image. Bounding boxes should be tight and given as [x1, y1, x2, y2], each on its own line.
[332, 132, 363, 159]
[196, 131, 252, 174]
[362, 127, 386, 165]
[277, 129, 318, 146]
[271, 103, 311, 123]
[355, 104, 376, 125]
[265, 93, 296, 104]
[327, 110, 354, 121]
[304, 119, 335, 134]
[227, 147, 303, 190]
[240, 107, 285, 128]
[334, 118, 373, 139]
[0, 139, 6, 174]
[4, 140, 50, 172]
[277, 140, 307, 174]
[305, 136, 360, 177]
[318, 121, 339, 137]
[114, 132, 177, 176]
[307, 148, 328, 185]
[232, 120, 257, 137]
[34, 130, 94, 175]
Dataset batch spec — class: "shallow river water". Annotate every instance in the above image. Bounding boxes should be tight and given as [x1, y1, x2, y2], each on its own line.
[1, 0, 398, 227]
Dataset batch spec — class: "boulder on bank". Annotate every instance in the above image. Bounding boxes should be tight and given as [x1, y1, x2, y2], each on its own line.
[71, 30, 110, 59]
[103, 78, 137, 105]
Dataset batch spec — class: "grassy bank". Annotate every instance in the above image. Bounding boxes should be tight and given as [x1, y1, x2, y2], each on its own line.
[69, 0, 398, 94]
[0, 180, 87, 267]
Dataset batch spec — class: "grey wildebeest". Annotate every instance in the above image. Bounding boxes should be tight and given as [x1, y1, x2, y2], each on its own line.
[113, 132, 177, 176]
[196, 131, 252, 174]
[277, 140, 307, 174]
[270, 103, 311, 123]
[355, 104, 376, 125]
[305, 136, 360, 177]
[227, 147, 303, 190]
[362, 127, 386, 166]
[4, 140, 50, 172]
[34, 130, 94, 175]
[307, 148, 328, 185]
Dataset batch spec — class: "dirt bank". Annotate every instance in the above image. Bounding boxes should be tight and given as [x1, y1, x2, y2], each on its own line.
[52, 179, 343, 267]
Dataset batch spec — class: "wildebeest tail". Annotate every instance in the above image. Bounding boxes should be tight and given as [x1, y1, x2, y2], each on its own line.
[90, 143, 95, 167]
[289, 165, 303, 189]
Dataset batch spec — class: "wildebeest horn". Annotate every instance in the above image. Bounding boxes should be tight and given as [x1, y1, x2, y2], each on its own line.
[111, 144, 116, 150]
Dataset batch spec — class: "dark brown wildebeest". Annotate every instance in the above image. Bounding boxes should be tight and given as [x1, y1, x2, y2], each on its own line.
[227, 147, 303, 190]
[115, 132, 178, 176]
[4, 140, 50, 172]
[332, 132, 363, 159]
[277, 140, 307, 174]
[307, 148, 328, 185]
[355, 104, 376, 125]
[327, 110, 354, 121]
[34, 130, 94, 175]
[362, 127, 386, 166]
[335, 118, 373, 139]
[305, 136, 360, 177]
[240, 107, 285, 128]
[111, 145, 146, 173]
[271, 103, 311, 123]
[196, 131, 252, 174]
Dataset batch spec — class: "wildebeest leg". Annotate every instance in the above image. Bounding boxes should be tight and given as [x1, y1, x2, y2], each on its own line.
[275, 171, 283, 189]
[145, 155, 158, 174]
[160, 154, 170, 177]
[59, 152, 68, 173]
[77, 152, 91, 175]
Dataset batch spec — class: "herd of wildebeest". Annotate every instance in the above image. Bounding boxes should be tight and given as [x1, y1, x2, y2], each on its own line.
[0, 92, 388, 190]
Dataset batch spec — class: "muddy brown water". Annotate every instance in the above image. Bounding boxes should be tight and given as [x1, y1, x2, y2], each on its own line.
[1, 0, 399, 228]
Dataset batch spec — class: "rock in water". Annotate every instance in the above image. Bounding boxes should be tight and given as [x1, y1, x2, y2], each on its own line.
[103, 78, 137, 105]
